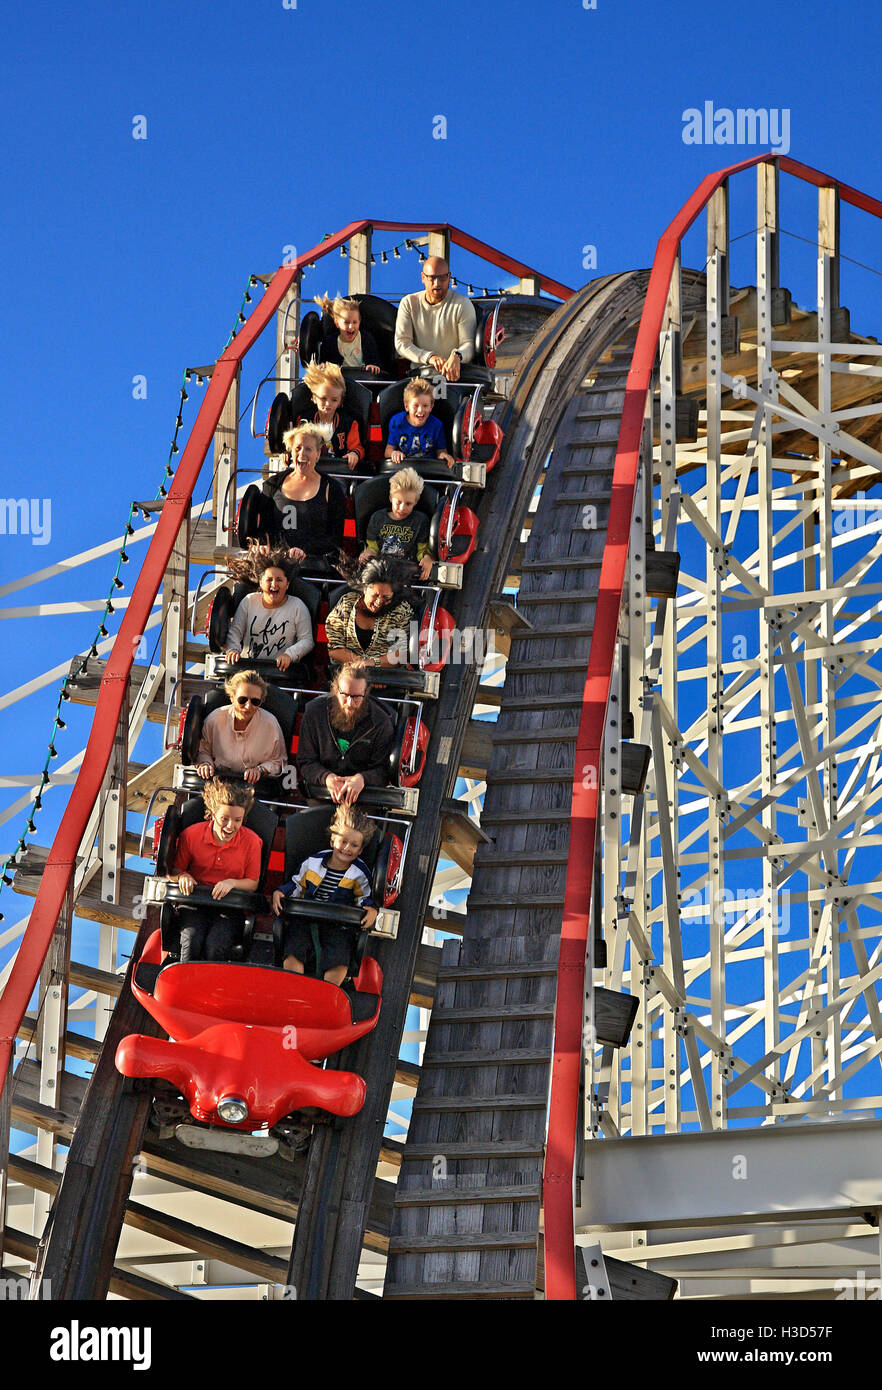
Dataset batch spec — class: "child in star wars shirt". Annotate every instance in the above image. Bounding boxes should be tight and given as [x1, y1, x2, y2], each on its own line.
[360, 467, 432, 580]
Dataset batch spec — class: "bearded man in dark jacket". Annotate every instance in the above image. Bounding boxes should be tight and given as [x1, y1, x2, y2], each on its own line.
[296, 663, 394, 805]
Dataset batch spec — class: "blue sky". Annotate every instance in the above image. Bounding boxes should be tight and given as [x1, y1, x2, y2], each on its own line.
[3, 0, 882, 1121]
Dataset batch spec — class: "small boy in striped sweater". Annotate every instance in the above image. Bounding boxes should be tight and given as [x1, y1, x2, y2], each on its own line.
[272, 805, 378, 985]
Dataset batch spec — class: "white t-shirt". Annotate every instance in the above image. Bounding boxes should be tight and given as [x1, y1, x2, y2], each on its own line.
[226, 592, 314, 663]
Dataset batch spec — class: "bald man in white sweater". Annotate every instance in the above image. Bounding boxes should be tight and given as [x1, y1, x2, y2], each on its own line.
[395, 257, 477, 383]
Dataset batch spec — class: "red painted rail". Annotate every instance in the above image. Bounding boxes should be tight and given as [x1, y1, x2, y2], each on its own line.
[543, 154, 882, 1301]
[0, 225, 573, 1086]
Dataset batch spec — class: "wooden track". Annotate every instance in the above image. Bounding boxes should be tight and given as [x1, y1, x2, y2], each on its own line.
[384, 364, 632, 1299]
[286, 271, 704, 1300]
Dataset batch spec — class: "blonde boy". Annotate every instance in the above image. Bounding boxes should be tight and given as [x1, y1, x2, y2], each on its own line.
[385, 379, 454, 468]
[361, 467, 433, 579]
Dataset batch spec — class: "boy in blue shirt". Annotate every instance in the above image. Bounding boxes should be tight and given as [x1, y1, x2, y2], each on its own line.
[385, 378, 455, 468]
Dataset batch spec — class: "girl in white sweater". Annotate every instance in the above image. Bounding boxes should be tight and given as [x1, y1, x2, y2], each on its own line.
[225, 548, 314, 673]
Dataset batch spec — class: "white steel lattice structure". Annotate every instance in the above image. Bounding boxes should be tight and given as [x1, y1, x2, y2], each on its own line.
[580, 161, 882, 1298]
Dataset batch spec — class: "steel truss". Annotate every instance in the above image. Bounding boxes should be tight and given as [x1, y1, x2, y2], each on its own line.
[586, 161, 882, 1297]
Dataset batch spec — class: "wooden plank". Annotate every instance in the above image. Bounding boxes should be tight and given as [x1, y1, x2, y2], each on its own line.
[435, 962, 558, 981]
[399, 1141, 545, 1159]
[393, 1183, 542, 1206]
[421, 1049, 552, 1067]
[390, 1230, 538, 1253]
[13, 846, 144, 929]
[383, 1279, 535, 1299]
[124, 1200, 289, 1282]
[459, 719, 494, 779]
[411, 1095, 547, 1112]
[18, 1016, 100, 1064]
[2, 1227, 192, 1300]
[70, 959, 123, 997]
[109, 1268, 197, 1301]
[440, 803, 491, 874]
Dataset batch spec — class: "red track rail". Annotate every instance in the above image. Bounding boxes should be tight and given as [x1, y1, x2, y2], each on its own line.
[543, 154, 882, 1301]
[0, 225, 573, 1085]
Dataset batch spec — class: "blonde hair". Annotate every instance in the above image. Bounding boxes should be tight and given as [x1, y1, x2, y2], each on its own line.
[314, 293, 361, 323]
[303, 360, 346, 397]
[203, 776, 255, 819]
[282, 422, 330, 454]
[329, 802, 375, 848]
[403, 377, 436, 406]
[389, 466, 424, 498]
[224, 668, 268, 702]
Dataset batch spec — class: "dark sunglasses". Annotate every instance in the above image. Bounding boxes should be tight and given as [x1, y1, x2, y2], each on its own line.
[235, 695, 262, 708]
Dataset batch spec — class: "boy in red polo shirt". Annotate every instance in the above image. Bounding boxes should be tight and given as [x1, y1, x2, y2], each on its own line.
[169, 778, 262, 962]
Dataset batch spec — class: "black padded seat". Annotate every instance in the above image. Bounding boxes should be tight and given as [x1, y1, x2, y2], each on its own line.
[134, 960, 162, 995]
[208, 576, 321, 683]
[156, 793, 278, 961]
[352, 475, 439, 548]
[303, 293, 398, 378]
[272, 805, 387, 975]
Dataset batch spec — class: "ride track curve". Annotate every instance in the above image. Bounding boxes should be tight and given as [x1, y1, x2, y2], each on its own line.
[3, 155, 880, 1301]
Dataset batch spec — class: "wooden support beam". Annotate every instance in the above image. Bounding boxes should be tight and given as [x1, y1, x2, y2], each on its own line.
[124, 1199, 289, 1284]
[459, 718, 493, 779]
[487, 597, 532, 658]
[348, 228, 372, 296]
[31, 921, 164, 1300]
[410, 943, 441, 1009]
[127, 749, 179, 811]
[13, 844, 143, 929]
[427, 229, 450, 262]
[213, 365, 240, 549]
[440, 801, 491, 874]
[3, 1222, 196, 1300]
[18, 1017, 100, 1064]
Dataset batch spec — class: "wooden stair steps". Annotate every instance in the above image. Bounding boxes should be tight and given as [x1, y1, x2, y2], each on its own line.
[383, 1280, 536, 1300]
[507, 626, 595, 641]
[515, 588, 599, 604]
[504, 657, 590, 674]
[479, 807, 574, 823]
[399, 1141, 546, 1160]
[393, 1182, 542, 1206]
[411, 1094, 547, 1113]
[435, 962, 557, 981]
[520, 555, 603, 571]
[389, 1230, 538, 1254]
[421, 1049, 554, 1068]
[473, 850, 570, 869]
[464, 892, 566, 908]
[429, 1002, 555, 1024]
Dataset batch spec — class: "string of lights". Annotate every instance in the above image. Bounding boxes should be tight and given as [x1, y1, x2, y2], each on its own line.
[0, 352, 208, 915]
[336, 236, 518, 296]
[223, 275, 262, 348]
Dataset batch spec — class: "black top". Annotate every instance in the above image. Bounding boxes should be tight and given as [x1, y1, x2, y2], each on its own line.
[262, 472, 346, 560]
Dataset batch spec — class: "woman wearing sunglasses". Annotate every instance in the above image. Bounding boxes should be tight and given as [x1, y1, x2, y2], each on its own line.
[195, 669, 286, 785]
